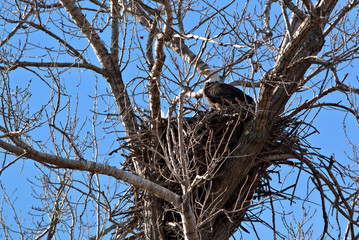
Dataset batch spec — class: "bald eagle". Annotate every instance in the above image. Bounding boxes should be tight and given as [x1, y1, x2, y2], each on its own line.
[200, 69, 254, 110]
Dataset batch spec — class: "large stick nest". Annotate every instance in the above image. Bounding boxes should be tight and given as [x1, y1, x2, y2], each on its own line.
[116, 108, 304, 238]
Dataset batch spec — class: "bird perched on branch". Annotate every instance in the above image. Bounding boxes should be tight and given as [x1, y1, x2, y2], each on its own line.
[200, 69, 254, 110]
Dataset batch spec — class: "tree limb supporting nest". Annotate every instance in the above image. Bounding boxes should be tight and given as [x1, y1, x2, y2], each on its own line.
[118, 109, 309, 239]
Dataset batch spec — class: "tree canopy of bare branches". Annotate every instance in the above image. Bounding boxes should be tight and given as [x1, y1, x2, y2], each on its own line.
[1, 0, 359, 239]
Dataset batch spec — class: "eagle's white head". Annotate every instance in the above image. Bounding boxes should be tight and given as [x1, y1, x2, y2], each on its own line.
[199, 69, 222, 83]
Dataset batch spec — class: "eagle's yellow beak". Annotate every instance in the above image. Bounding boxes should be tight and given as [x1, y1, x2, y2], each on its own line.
[199, 69, 211, 76]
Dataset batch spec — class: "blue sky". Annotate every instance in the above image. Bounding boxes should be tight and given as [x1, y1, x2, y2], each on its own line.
[0, 0, 359, 239]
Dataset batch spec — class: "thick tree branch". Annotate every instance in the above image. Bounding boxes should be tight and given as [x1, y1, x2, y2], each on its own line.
[282, 0, 306, 20]
[111, 0, 120, 65]
[324, 0, 359, 36]
[59, 0, 137, 135]
[0, 138, 181, 207]
[262, 0, 274, 39]
[59, 0, 113, 69]
[202, 0, 337, 227]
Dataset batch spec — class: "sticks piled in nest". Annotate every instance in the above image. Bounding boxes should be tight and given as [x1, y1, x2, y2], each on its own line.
[116, 109, 304, 237]
[122, 110, 300, 179]
[122, 110, 250, 179]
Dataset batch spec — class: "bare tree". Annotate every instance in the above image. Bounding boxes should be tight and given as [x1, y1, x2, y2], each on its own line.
[0, 0, 359, 239]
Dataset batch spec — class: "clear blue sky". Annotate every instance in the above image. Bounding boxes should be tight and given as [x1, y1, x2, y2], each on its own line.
[1, 1, 358, 239]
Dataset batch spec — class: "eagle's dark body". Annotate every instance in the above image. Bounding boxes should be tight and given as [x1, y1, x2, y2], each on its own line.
[203, 81, 254, 110]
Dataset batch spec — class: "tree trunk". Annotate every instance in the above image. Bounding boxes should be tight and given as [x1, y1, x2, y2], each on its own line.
[199, 1, 335, 237]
